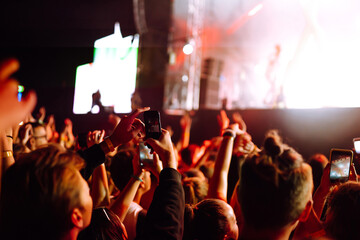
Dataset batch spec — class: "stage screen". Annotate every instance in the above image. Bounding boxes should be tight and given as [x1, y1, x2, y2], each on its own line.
[73, 23, 139, 114]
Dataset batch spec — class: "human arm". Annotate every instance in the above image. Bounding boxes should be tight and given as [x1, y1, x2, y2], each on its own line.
[176, 112, 192, 152]
[59, 118, 75, 149]
[110, 149, 145, 222]
[0, 58, 36, 195]
[88, 130, 110, 208]
[207, 129, 236, 201]
[0, 59, 37, 131]
[136, 130, 184, 240]
[37, 106, 46, 124]
[1, 127, 15, 173]
[312, 164, 331, 217]
[232, 112, 247, 132]
[79, 107, 149, 180]
[217, 110, 230, 136]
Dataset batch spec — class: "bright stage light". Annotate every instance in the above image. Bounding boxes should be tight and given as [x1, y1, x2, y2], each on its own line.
[182, 75, 189, 82]
[248, 3, 263, 17]
[183, 43, 194, 55]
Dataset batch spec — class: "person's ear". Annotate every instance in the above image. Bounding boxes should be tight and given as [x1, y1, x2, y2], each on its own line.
[299, 200, 313, 222]
[71, 208, 84, 229]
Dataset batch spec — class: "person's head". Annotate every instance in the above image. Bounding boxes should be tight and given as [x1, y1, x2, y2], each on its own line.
[182, 177, 208, 204]
[0, 144, 92, 240]
[110, 150, 151, 194]
[307, 153, 328, 192]
[324, 181, 360, 240]
[184, 199, 238, 240]
[238, 130, 313, 232]
[27, 122, 48, 150]
[78, 208, 127, 240]
[199, 161, 215, 180]
[182, 168, 206, 180]
[180, 144, 201, 167]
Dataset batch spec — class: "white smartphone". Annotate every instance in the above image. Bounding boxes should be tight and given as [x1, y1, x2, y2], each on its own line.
[353, 138, 360, 154]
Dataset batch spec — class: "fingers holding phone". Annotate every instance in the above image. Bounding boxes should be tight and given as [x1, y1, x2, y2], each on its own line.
[145, 129, 177, 169]
[141, 151, 163, 181]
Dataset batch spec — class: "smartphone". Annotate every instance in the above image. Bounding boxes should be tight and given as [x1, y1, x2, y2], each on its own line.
[353, 138, 360, 154]
[144, 110, 162, 140]
[329, 148, 353, 183]
[139, 142, 153, 166]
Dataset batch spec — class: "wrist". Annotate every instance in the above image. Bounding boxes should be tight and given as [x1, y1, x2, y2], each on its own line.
[108, 135, 120, 148]
[3, 150, 13, 158]
[162, 152, 177, 169]
[131, 174, 143, 182]
[104, 136, 115, 152]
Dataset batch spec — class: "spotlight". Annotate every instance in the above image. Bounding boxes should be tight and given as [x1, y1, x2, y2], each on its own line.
[183, 42, 194, 55]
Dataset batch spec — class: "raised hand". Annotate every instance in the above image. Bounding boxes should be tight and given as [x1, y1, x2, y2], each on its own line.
[217, 110, 230, 134]
[109, 107, 150, 147]
[232, 112, 247, 132]
[0, 58, 37, 130]
[145, 129, 177, 169]
[143, 152, 163, 181]
[180, 112, 192, 131]
[86, 130, 105, 148]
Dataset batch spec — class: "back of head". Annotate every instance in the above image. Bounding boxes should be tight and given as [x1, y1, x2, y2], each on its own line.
[0, 145, 85, 240]
[182, 177, 208, 204]
[239, 130, 313, 230]
[110, 150, 135, 191]
[78, 208, 127, 240]
[324, 182, 360, 240]
[308, 153, 328, 192]
[180, 144, 200, 167]
[184, 199, 238, 240]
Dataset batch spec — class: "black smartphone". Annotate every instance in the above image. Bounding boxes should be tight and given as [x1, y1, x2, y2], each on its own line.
[329, 148, 353, 183]
[139, 142, 153, 166]
[144, 110, 162, 140]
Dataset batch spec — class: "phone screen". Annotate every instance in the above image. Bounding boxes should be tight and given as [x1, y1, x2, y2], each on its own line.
[329, 149, 353, 182]
[144, 111, 161, 140]
[139, 142, 153, 166]
[353, 138, 360, 154]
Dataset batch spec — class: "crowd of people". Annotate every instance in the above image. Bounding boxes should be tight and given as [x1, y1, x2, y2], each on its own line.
[0, 57, 360, 240]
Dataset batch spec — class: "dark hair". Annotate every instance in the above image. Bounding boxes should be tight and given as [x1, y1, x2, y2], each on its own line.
[183, 199, 237, 240]
[307, 154, 328, 193]
[239, 130, 312, 229]
[180, 144, 200, 167]
[78, 208, 127, 240]
[324, 182, 360, 240]
[183, 177, 208, 204]
[110, 150, 135, 191]
[0, 145, 85, 240]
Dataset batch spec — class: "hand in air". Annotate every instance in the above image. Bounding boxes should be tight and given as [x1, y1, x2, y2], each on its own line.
[109, 107, 150, 147]
[0, 58, 37, 130]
